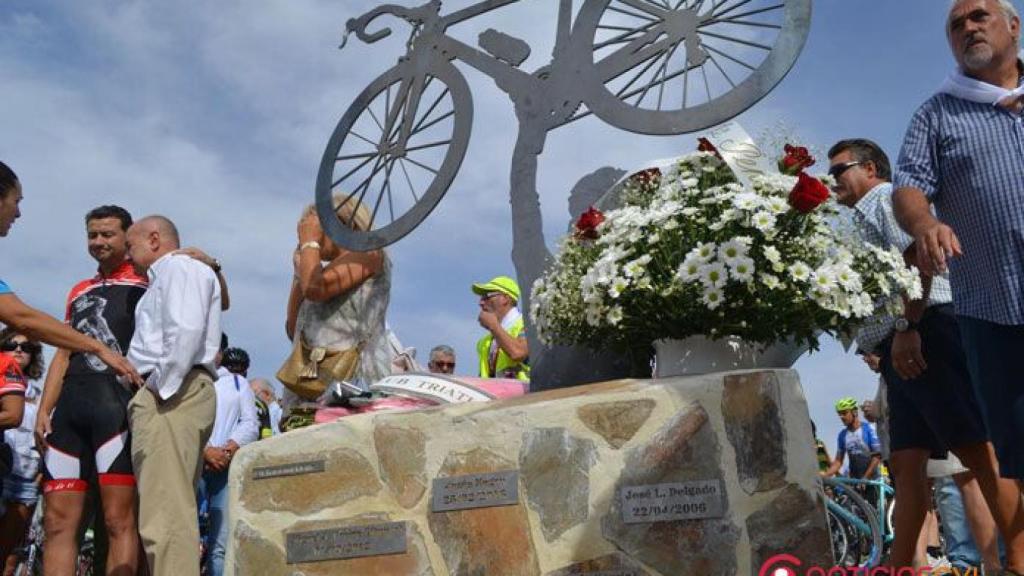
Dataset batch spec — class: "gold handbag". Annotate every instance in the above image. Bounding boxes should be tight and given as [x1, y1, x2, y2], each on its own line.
[276, 336, 362, 400]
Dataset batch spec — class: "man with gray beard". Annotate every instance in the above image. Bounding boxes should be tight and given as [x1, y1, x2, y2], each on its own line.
[894, 1, 1024, 574]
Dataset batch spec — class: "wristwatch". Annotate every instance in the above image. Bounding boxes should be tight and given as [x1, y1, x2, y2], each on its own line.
[894, 317, 918, 332]
[210, 258, 222, 273]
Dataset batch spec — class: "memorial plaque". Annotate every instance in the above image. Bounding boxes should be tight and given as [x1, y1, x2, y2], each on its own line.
[252, 459, 325, 481]
[432, 470, 519, 512]
[286, 521, 407, 564]
[620, 480, 725, 524]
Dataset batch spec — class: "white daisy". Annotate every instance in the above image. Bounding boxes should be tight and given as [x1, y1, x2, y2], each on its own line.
[730, 257, 756, 281]
[810, 268, 836, 293]
[608, 277, 629, 299]
[690, 242, 717, 263]
[702, 287, 725, 310]
[751, 211, 776, 233]
[718, 239, 749, 265]
[677, 257, 702, 282]
[700, 262, 729, 289]
[789, 262, 812, 282]
[607, 306, 624, 326]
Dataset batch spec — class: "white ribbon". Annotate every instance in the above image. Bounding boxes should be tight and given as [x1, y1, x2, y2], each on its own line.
[701, 120, 775, 189]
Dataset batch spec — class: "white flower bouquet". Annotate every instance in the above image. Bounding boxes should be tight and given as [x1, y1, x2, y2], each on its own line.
[531, 141, 922, 352]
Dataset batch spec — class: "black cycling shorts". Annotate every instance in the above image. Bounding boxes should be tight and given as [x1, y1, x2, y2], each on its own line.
[43, 373, 134, 493]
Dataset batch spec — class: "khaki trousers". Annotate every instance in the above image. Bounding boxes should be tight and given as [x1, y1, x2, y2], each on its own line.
[129, 369, 216, 576]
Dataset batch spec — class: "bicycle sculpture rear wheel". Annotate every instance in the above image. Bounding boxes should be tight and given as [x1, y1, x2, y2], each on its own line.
[578, 0, 811, 135]
[316, 62, 473, 252]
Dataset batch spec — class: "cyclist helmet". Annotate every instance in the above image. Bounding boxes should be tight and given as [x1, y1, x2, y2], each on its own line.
[834, 397, 858, 413]
[222, 347, 250, 373]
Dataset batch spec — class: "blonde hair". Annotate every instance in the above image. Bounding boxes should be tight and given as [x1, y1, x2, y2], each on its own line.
[303, 193, 373, 232]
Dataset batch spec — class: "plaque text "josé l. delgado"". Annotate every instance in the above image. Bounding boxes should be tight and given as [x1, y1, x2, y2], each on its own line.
[621, 480, 725, 524]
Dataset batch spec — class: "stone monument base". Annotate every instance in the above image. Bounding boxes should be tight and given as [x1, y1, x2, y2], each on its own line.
[227, 369, 831, 575]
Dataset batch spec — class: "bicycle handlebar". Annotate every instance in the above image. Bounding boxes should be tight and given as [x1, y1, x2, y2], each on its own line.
[345, 1, 441, 46]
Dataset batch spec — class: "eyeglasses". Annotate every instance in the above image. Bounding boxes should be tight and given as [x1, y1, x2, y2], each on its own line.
[828, 161, 862, 178]
[1, 341, 39, 354]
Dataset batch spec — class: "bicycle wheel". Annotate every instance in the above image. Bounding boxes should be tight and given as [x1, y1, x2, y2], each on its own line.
[826, 507, 851, 566]
[316, 61, 473, 252]
[824, 479, 883, 568]
[576, 0, 811, 135]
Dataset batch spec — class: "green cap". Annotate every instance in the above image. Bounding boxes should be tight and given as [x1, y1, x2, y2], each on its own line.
[472, 275, 521, 302]
[834, 397, 858, 412]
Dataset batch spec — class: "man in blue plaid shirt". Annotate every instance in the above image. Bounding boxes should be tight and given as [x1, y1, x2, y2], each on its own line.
[894, 1, 1024, 574]
[830, 138, 1016, 570]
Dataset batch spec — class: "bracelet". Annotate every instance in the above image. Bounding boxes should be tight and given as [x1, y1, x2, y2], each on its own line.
[299, 241, 322, 252]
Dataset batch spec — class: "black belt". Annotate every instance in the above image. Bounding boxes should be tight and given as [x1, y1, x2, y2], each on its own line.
[141, 365, 214, 382]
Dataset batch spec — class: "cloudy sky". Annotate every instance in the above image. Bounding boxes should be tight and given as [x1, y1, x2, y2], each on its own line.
[2, 0, 1013, 448]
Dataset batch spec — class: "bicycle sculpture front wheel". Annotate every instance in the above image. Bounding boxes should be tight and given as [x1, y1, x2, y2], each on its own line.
[577, 0, 811, 135]
[316, 63, 473, 252]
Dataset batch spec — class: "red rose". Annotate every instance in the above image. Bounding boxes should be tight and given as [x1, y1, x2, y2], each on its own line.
[630, 167, 661, 186]
[575, 206, 605, 239]
[778, 144, 815, 175]
[788, 172, 831, 213]
[697, 137, 723, 159]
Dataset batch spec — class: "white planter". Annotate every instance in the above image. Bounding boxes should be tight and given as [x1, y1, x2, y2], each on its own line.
[653, 335, 807, 378]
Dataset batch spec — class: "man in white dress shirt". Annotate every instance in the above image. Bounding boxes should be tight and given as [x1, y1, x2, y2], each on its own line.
[124, 215, 221, 576]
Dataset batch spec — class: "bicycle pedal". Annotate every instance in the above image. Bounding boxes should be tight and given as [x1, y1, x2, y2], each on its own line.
[478, 29, 530, 67]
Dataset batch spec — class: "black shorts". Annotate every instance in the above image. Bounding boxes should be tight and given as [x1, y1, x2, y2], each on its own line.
[43, 373, 134, 493]
[882, 305, 989, 458]
[958, 315, 1024, 480]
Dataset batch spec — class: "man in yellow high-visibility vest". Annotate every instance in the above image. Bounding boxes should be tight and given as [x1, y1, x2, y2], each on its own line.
[472, 276, 529, 382]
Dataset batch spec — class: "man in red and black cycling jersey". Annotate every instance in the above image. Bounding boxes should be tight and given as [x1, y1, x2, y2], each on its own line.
[34, 205, 230, 575]
[35, 206, 145, 575]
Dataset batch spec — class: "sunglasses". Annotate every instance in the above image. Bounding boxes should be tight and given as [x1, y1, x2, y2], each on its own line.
[1, 341, 40, 354]
[479, 292, 504, 301]
[431, 361, 455, 370]
[828, 161, 862, 178]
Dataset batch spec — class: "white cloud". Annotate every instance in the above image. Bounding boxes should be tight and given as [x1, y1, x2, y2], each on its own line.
[0, 0, 979, 434]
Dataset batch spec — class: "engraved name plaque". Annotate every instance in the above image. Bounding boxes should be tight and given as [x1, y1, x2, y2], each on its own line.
[286, 521, 407, 564]
[620, 480, 725, 524]
[252, 459, 325, 481]
[432, 470, 520, 512]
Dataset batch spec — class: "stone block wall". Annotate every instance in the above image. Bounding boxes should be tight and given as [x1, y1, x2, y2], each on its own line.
[226, 369, 831, 575]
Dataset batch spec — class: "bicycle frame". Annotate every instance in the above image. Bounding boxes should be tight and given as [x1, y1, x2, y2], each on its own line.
[353, 0, 584, 126]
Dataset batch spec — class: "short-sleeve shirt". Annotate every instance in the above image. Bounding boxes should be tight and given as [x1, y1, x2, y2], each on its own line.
[64, 261, 148, 377]
[894, 80, 1024, 326]
[0, 355, 27, 398]
[837, 422, 881, 479]
[852, 183, 953, 353]
[0, 280, 11, 295]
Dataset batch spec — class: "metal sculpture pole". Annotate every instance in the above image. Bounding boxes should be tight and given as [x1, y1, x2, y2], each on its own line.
[316, 0, 812, 387]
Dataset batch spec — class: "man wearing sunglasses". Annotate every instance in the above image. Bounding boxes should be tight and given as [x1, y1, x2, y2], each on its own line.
[471, 276, 530, 382]
[428, 344, 457, 375]
[830, 138, 1023, 570]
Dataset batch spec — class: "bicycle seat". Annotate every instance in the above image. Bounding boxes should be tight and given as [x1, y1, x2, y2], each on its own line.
[478, 29, 530, 67]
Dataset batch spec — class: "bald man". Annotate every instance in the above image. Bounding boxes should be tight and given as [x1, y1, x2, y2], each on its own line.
[125, 215, 221, 576]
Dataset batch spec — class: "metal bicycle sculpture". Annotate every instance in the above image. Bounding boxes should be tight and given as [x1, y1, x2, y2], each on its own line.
[317, 0, 811, 382]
